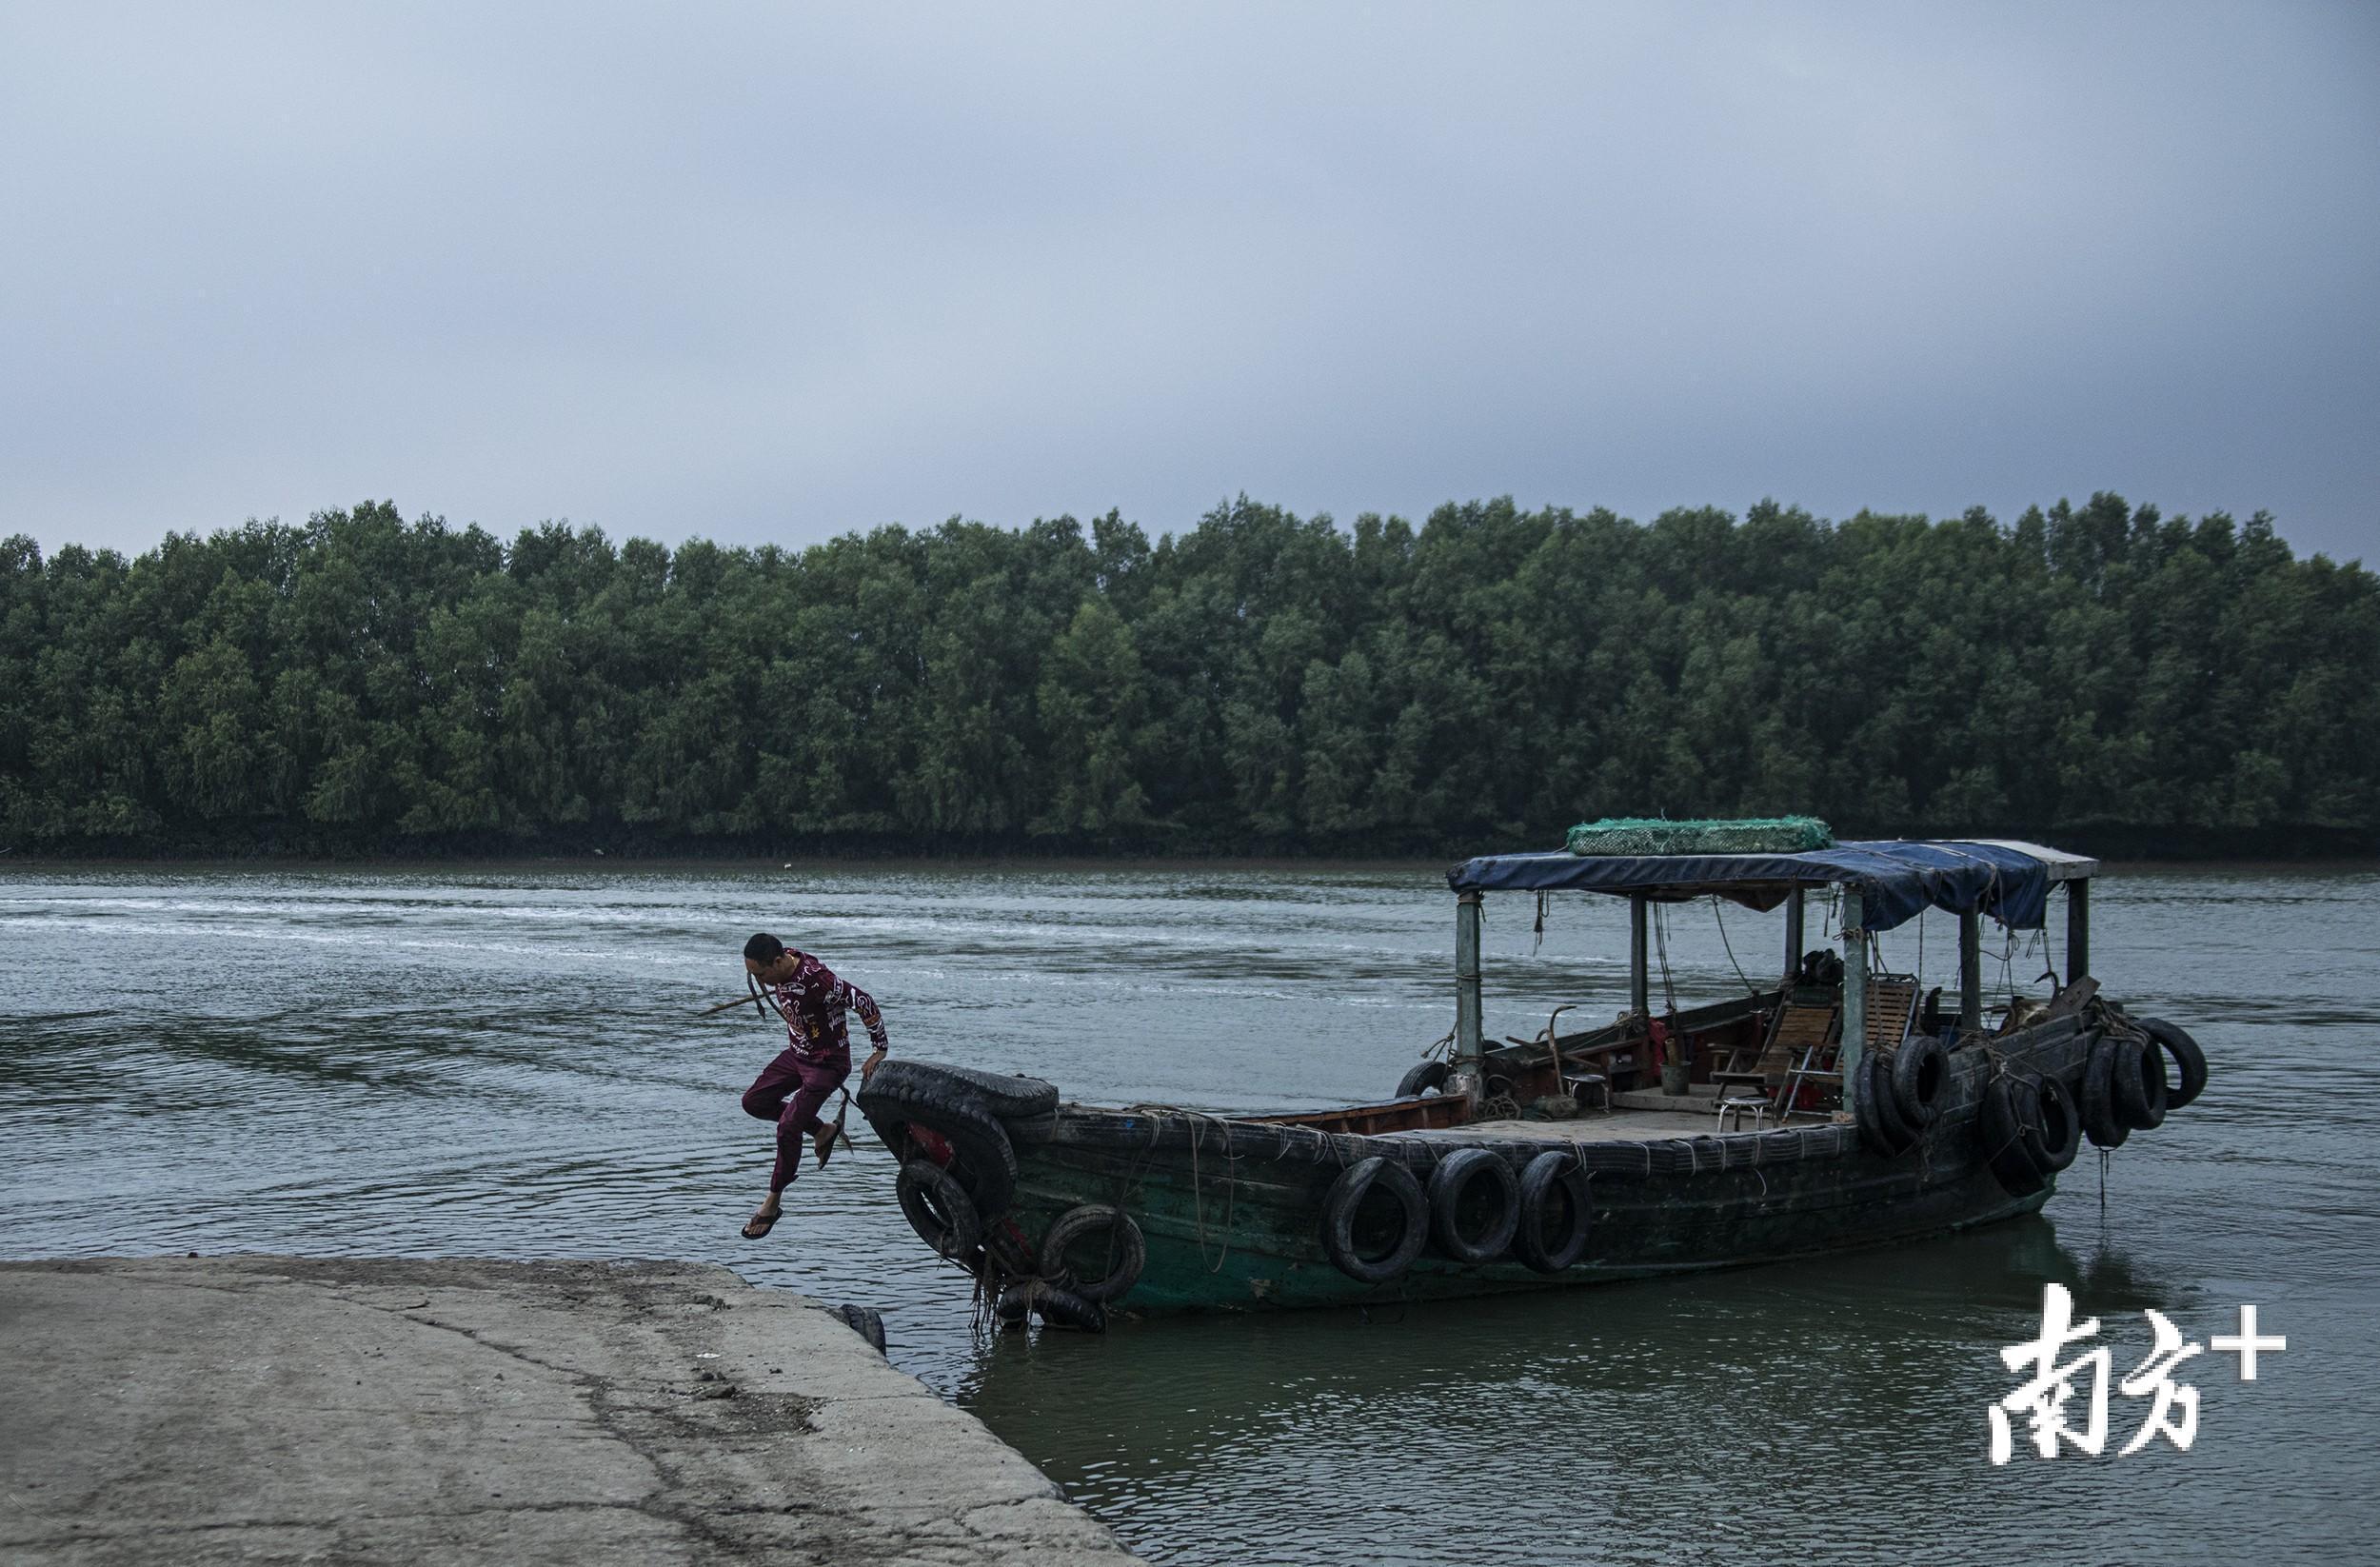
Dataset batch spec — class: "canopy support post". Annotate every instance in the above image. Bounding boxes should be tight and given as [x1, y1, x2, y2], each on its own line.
[2066, 879, 2091, 985]
[1628, 893, 1650, 1018]
[1783, 887, 1805, 982]
[1454, 891, 1484, 1081]
[1958, 906, 1983, 1037]
[1840, 890, 1867, 1099]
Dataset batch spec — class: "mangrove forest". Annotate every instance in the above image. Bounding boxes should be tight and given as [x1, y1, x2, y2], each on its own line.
[2, 493, 2373, 857]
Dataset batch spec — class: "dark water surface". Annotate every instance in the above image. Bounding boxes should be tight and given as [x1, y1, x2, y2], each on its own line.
[3, 863, 2373, 1564]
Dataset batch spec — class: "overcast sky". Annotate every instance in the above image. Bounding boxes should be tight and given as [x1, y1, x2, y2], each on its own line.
[5, 3, 2375, 565]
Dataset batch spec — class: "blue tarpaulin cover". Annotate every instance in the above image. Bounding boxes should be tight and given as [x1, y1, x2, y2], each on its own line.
[1445, 840, 2058, 931]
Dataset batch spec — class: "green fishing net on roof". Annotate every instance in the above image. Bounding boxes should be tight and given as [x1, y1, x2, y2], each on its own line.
[1563, 816, 1835, 857]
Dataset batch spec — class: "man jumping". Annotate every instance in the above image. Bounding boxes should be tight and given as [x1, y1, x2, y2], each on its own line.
[737, 932, 890, 1240]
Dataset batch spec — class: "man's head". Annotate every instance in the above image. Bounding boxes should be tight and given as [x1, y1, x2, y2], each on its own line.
[744, 931, 799, 981]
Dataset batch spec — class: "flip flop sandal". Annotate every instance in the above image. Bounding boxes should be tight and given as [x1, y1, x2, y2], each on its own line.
[814, 1103, 850, 1169]
[740, 1209, 781, 1240]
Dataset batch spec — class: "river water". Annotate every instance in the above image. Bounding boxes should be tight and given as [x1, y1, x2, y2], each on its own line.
[2, 863, 2372, 1563]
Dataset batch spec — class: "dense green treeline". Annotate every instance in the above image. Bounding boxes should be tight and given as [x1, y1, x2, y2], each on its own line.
[3, 493, 2375, 857]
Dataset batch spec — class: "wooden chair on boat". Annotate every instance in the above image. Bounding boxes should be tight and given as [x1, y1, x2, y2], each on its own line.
[1729, 989, 1840, 1122]
[1866, 974, 1920, 1054]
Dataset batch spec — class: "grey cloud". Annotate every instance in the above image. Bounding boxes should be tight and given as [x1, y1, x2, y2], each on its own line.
[4, 2, 2374, 562]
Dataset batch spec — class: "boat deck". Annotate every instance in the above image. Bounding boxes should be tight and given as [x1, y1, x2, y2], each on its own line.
[1402, 1109, 1728, 1142]
[1398, 1088, 1835, 1144]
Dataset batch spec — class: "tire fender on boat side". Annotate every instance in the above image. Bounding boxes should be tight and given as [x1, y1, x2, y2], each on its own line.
[1040, 1204, 1147, 1304]
[2026, 1075, 2082, 1175]
[2112, 1032, 2170, 1131]
[895, 1157, 983, 1260]
[1397, 1059, 1452, 1099]
[1870, 1052, 1919, 1153]
[1319, 1156, 1430, 1284]
[2137, 1018, 2207, 1110]
[984, 1216, 1037, 1279]
[2080, 1034, 2132, 1149]
[1855, 1053, 1916, 1158]
[1891, 1034, 1950, 1129]
[999, 1279, 1106, 1333]
[1514, 1150, 1593, 1274]
[1002, 1108, 1060, 1144]
[1851, 1054, 1889, 1154]
[861, 1081, 1020, 1219]
[1426, 1147, 1520, 1265]
[1979, 1076, 2049, 1196]
[864, 1058, 1060, 1120]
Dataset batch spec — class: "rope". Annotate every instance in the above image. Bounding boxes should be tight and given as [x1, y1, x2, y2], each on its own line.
[1709, 896, 1763, 998]
[1651, 903, 1680, 1019]
[1119, 1103, 1243, 1275]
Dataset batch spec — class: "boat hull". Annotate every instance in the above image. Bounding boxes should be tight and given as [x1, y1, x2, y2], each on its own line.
[868, 1018, 2092, 1317]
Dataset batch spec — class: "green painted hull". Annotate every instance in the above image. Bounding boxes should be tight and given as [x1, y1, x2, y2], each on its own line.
[997, 1136, 2054, 1315]
[879, 1019, 2092, 1318]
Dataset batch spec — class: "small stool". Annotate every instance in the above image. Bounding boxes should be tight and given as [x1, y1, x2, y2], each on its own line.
[1709, 1070, 1766, 1128]
[1565, 1072, 1610, 1114]
[1716, 1094, 1770, 1132]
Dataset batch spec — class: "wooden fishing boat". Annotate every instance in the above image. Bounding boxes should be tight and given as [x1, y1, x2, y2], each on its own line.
[857, 831, 2208, 1324]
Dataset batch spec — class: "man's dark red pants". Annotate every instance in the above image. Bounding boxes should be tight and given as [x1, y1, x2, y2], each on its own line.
[742, 1046, 851, 1194]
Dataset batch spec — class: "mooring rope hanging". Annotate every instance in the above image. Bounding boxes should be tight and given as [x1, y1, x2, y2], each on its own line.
[1993, 919, 2020, 1007]
[2026, 926, 2058, 989]
[1651, 903, 1680, 1019]
[1709, 896, 1762, 998]
[1117, 1103, 1244, 1275]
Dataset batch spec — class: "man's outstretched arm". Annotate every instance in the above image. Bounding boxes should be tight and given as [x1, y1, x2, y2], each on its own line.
[840, 977, 890, 1081]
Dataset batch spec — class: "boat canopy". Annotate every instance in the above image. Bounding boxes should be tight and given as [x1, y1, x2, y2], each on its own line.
[1445, 839, 2097, 933]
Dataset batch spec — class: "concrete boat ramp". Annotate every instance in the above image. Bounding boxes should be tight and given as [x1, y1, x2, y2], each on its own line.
[0, 1256, 1141, 1566]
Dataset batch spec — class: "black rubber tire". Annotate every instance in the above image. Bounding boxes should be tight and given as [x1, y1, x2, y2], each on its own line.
[1319, 1156, 1429, 1284]
[2138, 1019, 2207, 1110]
[1979, 1076, 2049, 1196]
[983, 1218, 1037, 1279]
[1024, 1280, 1107, 1333]
[2080, 1035, 2132, 1149]
[1851, 1052, 1890, 1154]
[1397, 1059, 1452, 1099]
[1426, 1147, 1521, 1265]
[1856, 1053, 1915, 1157]
[1892, 1034, 1950, 1129]
[868, 1089, 1019, 1218]
[1040, 1205, 1147, 1304]
[2075, 1038, 2132, 1147]
[1871, 1053, 1919, 1153]
[1514, 1150, 1593, 1274]
[2112, 1032, 2170, 1131]
[1002, 1108, 1060, 1144]
[832, 1303, 887, 1355]
[895, 1158, 982, 1260]
[862, 1059, 1060, 1119]
[2026, 1075, 2082, 1175]
[994, 1281, 1034, 1325]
